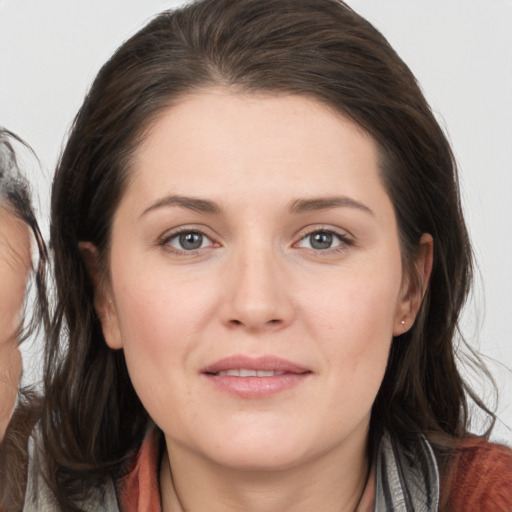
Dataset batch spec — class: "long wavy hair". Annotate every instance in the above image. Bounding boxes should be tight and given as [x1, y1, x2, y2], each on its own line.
[9, 0, 498, 510]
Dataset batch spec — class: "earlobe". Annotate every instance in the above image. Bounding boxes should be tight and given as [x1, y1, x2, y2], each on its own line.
[78, 241, 123, 350]
[99, 298, 124, 350]
[393, 233, 434, 336]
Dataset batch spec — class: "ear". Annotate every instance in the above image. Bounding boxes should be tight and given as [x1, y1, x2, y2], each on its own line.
[393, 233, 433, 336]
[79, 241, 123, 350]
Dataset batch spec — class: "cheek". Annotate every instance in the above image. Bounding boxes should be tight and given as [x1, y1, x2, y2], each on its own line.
[113, 250, 214, 338]
[110, 266, 218, 409]
[305, 259, 402, 343]
[302, 258, 402, 392]
[114, 277, 204, 360]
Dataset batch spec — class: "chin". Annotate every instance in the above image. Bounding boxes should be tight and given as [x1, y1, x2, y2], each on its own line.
[197, 422, 322, 472]
[209, 443, 309, 472]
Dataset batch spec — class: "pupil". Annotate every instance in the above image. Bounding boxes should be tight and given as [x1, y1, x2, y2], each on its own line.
[180, 232, 202, 250]
[311, 232, 332, 249]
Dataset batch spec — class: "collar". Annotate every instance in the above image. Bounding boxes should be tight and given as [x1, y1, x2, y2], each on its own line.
[117, 427, 439, 512]
[374, 431, 439, 511]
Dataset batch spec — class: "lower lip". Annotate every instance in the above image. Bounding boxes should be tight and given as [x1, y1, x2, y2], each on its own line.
[202, 373, 310, 398]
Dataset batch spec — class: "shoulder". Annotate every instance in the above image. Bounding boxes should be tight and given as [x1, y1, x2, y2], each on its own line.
[444, 437, 512, 512]
[21, 426, 120, 512]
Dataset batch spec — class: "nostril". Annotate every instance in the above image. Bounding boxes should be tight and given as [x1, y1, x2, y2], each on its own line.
[228, 318, 282, 327]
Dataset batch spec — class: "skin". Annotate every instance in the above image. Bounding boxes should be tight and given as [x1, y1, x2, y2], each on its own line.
[88, 90, 432, 512]
[0, 205, 31, 440]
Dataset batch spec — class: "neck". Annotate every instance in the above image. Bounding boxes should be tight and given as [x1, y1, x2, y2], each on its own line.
[160, 434, 371, 512]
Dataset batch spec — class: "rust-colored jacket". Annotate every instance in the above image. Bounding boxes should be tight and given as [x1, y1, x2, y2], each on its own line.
[443, 437, 512, 512]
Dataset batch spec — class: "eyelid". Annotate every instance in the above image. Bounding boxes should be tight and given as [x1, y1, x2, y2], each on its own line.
[158, 225, 219, 254]
[293, 225, 354, 251]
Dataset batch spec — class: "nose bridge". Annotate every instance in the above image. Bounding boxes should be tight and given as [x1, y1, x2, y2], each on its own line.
[221, 234, 293, 330]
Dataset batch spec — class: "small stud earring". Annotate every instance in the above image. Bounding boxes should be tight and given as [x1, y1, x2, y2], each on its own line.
[400, 319, 406, 326]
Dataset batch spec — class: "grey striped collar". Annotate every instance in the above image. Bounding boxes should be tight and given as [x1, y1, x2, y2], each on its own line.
[375, 431, 439, 511]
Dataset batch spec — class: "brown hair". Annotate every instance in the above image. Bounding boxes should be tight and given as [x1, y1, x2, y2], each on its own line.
[10, 0, 497, 509]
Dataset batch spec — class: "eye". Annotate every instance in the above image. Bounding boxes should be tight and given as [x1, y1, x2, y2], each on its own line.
[296, 230, 349, 251]
[165, 230, 212, 251]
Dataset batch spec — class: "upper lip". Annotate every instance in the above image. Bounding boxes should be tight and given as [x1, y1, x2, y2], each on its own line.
[202, 355, 310, 375]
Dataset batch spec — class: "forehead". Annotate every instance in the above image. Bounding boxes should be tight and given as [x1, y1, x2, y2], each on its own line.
[126, 90, 382, 203]
[0, 204, 31, 265]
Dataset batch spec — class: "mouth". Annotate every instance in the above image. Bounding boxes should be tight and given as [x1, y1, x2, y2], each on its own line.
[201, 355, 311, 398]
[202, 354, 309, 375]
[213, 369, 287, 377]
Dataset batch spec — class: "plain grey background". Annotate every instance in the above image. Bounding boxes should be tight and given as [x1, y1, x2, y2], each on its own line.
[1, 0, 510, 442]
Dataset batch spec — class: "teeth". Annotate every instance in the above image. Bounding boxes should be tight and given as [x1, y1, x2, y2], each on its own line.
[216, 369, 286, 377]
[256, 370, 279, 377]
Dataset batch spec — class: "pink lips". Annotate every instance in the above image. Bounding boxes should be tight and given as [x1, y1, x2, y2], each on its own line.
[201, 355, 311, 398]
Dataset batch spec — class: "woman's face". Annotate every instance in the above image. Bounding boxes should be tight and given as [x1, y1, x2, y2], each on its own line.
[0, 205, 30, 435]
[98, 90, 428, 471]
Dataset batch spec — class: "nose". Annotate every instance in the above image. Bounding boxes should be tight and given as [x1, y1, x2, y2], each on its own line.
[219, 244, 295, 332]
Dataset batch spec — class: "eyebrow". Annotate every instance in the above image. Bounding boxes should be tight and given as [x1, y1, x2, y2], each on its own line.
[141, 195, 222, 217]
[289, 196, 374, 215]
[140, 194, 373, 218]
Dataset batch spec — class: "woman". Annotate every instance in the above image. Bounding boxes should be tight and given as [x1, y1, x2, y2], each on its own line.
[0, 128, 47, 506]
[0, 131, 32, 440]
[3, 0, 512, 510]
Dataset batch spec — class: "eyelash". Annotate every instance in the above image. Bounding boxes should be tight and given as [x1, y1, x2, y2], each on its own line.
[294, 227, 353, 254]
[158, 227, 353, 255]
[158, 227, 217, 254]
